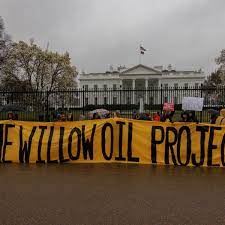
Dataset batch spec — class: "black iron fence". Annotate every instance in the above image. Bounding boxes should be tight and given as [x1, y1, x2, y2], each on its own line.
[0, 85, 225, 122]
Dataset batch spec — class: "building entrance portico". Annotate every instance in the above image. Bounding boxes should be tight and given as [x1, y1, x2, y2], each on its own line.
[122, 78, 159, 89]
[121, 79, 144, 104]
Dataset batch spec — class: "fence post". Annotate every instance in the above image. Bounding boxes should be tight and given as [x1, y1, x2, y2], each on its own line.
[119, 85, 122, 114]
[200, 84, 203, 122]
[82, 86, 85, 115]
[160, 83, 163, 113]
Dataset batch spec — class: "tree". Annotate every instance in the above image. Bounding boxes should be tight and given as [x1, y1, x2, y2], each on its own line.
[204, 70, 222, 88]
[0, 16, 4, 38]
[203, 49, 225, 105]
[204, 49, 225, 88]
[0, 40, 78, 115]
[1, 41, 77, 92]
[0, 17, 12, 74]
[216, 49, 225, 73]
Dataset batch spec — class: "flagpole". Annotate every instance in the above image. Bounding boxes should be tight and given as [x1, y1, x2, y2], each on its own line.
[139, 51, 141, 64]
[139, 44, 141, 64]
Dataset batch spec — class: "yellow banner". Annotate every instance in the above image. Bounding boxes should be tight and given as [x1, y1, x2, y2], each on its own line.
[0, 119, 225, 167]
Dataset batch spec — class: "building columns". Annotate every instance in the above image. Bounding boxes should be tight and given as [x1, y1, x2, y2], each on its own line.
[119, 80, 122, 89]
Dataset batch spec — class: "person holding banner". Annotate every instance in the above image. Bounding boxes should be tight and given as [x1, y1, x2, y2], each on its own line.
[161, 102, 175, 122]
[161, 110, 174, 122]
[113, 110, 120, 118]
[180, 111, 188, 122]
[208, 108, 225, 125]
[93, 112, 101, 119]
[216, 109, 225, 125]
[208, 109, 219, 124]
[153, 112, 161, 121]
[187, 111, 199, 123]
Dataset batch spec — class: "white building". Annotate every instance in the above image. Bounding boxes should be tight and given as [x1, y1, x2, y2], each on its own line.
[79, 64, 205, 106]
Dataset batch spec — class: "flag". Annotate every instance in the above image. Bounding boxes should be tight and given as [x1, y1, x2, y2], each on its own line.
[140, 45, 147, 54]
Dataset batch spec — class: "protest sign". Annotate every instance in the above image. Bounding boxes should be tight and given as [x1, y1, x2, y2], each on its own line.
[182, 97, 204, 111]
[163, 103, 174, 111]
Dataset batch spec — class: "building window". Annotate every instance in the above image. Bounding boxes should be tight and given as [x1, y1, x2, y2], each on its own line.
[104, 97, 107, 105]
[85, 97, 88, 105]
[113, 84, 117, 90]
[103, 84, 107, 90]
[164, 84, 168, 89]
[94, 85, 98, 90]
[174, 83, 178, 89]
[164, 96, 168, 103]
[184, 83, 188, 89]
[84, 85, 88, 90]
[195, 83, 199, 88]
[113, 97, 117, 105]
[174, 96, 178, 104]
[94, 97, 98, 105]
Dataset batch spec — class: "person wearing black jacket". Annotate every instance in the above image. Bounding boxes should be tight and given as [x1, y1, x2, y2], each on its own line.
[180, 111, 188, 122]
[187, 111, 199, 123]
[161, 110, 175, 122]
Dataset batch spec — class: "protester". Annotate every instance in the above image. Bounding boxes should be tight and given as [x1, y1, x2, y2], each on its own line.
[52, 112, 57, 121]
[187, 111, 199, 123]
[104, 113, 110, 118]
[114, 110, 120, 118]
[132, 110, 137, 119]
[61, 112, 66, 121]
[93, 112, 101, 119]
[14, 113, 19, 120]
[145, 111, 152, 120]
[79, 114, 86, 121]
[56, 112, 61, 121]
[217, 109, 225, 125]
[161, 110, 174, 122]
[208, 108, 225, 125]
[133, 112, 152, 121]
[153, 112, 161, 121]
[38, 114, 44, 121]
[7, 111, 13, 120]
[180, 111, 188, 122]
[67, 112, 73, 121]
[208, 109, 219, 124]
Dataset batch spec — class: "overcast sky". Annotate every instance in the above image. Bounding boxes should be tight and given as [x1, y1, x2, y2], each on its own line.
[1, 0, 225, 74]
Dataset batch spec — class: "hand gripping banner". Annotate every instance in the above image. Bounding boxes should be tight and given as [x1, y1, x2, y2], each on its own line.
[0, 119, 225, 167]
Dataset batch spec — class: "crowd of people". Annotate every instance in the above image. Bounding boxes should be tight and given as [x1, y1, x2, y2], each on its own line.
[86, 108, 225, 125]
[82, 109, 200, 123]
[6, 108, 225, 125]
[131, 110, 199, 123]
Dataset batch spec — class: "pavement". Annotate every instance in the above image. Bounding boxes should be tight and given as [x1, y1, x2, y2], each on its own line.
[0, 164, 224, 225]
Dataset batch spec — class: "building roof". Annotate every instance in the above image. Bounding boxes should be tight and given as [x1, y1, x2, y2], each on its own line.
[79, 64, 204, 81]
[120, 64, 161, 75]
